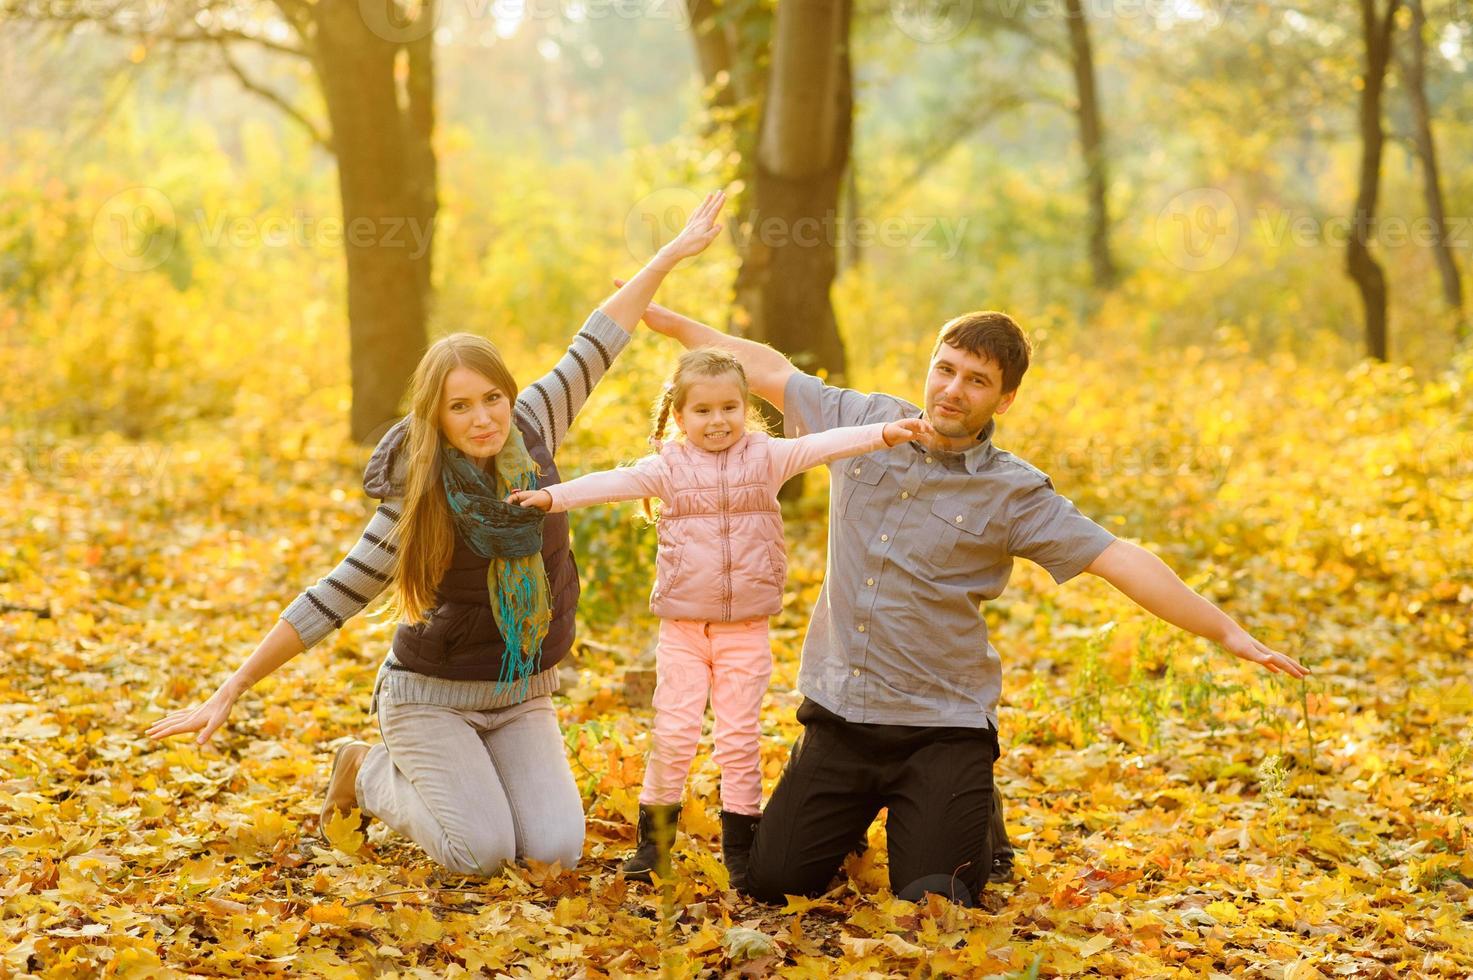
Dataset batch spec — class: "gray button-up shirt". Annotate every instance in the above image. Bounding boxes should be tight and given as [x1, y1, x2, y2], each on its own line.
[784, 372, 1116, 729]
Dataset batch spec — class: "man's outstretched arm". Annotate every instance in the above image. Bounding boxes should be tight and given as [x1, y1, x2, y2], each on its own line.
[1085, 540, 1309, 677]
[616, 287, 798, 411]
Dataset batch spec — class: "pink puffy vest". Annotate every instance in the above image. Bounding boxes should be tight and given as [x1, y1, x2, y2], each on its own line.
[650, 432, 787, 622]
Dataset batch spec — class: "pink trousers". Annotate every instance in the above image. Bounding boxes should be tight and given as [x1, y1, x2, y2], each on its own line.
[640, 617, 772, 816]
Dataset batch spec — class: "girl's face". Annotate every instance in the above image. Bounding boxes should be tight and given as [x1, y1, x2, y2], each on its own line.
[674, 374, 747, 453]
[439, 366, 512, 462]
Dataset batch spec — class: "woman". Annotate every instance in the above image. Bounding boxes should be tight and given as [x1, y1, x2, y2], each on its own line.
[147, 192, 727, 875]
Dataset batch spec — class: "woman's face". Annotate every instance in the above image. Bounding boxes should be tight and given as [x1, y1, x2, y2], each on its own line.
[439, 366, 513, 462]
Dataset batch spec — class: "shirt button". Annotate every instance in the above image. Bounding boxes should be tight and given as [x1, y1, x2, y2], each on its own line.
[901, 491, 910, 500]
[853, 466, 862, 475]
[880, 534, 889, 542]
[852, 668, 861, 677]
[955, 515, 964, 523]
[866, 577, 875, 586]
[858, 624, 866, 633]
[925, 456, 934, 464]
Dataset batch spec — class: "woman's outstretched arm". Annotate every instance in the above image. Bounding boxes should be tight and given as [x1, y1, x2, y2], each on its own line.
[515, 191, 726, 455]
[146, 619, 306, 744]
[147, 499, 402, 744]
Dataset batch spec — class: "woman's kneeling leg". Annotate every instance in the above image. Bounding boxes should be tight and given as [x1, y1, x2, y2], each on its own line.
[358, 700, 518, 875]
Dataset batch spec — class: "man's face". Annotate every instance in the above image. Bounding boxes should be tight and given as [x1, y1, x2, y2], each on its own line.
[923, 342, 1017, 448]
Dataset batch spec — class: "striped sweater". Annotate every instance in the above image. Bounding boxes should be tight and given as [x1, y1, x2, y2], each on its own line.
[279, 309, 631, 710]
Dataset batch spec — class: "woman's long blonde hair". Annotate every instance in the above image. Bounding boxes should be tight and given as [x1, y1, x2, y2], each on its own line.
[385, 333, 519, 626]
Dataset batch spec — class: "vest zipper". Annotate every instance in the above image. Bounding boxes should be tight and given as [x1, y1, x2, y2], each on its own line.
[720, 450, 732, 621]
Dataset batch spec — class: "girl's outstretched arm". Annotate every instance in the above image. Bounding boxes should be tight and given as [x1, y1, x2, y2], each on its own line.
[514, 192, 723, 454]
[509, 454, 667, 513]
[767, 418, 934, 487]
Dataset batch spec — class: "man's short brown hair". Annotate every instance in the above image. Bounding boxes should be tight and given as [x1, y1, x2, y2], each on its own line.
[931, 311, 1032, 393]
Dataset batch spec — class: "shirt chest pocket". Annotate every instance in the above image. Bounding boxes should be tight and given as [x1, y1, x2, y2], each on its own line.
[926, 494, 996, 570]
[839, 455, 887, 521]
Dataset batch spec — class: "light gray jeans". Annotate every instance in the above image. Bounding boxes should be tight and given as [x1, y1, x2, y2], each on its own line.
[354, 694, 585, 875]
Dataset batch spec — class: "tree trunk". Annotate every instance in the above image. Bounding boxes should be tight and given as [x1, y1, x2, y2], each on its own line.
[403, 4, 438, 316]
[734, 0, 851, 387]
[1399, 0, 1465, 342]
[1347, 0, 1401, 362]
[1062, 0, 1116, 290]
[312, 0, 433, 442]
[686, 0, 737, 111]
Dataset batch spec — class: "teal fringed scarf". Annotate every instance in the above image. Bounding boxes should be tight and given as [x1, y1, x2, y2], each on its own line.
[440, 428, 551, 698]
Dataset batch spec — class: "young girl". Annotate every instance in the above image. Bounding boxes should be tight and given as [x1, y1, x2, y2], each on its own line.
[509, 348, 933, 885]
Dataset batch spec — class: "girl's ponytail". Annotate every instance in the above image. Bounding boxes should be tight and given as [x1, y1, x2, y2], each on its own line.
[643, 385, 675, 520]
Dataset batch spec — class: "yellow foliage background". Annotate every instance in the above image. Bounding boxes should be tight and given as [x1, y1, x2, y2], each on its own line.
[1, 108, 1471, 978]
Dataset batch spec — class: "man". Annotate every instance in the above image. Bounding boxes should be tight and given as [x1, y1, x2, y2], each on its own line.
[639, 301, 1308, 906]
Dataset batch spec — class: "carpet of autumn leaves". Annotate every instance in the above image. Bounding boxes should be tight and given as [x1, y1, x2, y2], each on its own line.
[1, 331, 1471, 979]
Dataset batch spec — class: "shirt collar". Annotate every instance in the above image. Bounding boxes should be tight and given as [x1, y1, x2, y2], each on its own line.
[909, 414, 997, 474]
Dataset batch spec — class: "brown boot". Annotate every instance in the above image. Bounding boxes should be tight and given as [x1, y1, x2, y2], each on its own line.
[319, 741, 370, 839]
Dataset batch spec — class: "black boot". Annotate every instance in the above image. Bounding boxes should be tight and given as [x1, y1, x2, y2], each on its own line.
[621, 803, 681, 883]
[720, 810, 761, 892]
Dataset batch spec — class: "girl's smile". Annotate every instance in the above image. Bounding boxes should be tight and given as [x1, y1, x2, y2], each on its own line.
[674, 376, 748, 452]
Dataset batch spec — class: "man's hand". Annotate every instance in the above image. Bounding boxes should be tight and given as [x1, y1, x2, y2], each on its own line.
[639, 297, 687, 339]
[1086, 540, 1310, 679]
[611, 280, 685, 340]
[1221, 626, 1309, 678]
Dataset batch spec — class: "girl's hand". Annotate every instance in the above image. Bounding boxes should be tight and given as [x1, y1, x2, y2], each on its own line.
[507, 489, 553, 511]
[146, 682, 241, 745]
[883, 417, 936, 446]
[653, 190, 725, 268]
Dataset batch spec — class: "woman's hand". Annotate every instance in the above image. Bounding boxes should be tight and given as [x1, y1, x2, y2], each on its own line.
[507, 489, 553, 511]
[146, 681, 241, 745]
[652, 190, 725, 270]
[883, 417, 936, 447]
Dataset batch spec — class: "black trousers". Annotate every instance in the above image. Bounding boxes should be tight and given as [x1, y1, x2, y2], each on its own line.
[745, 698, 999, 905]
